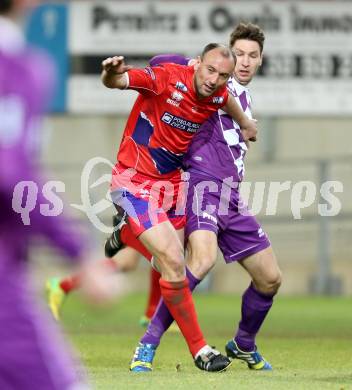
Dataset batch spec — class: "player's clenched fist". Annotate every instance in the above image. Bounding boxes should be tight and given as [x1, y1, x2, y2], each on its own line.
[102, 56, 133, 75]
[101, 56, 133, 89]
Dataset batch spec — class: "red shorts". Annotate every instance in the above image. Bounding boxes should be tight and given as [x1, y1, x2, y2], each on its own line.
[110, 163, 186, 236]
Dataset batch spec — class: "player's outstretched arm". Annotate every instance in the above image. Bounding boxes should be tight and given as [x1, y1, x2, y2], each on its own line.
[224, 94, 258, 141]
[101, 56, 133, 89]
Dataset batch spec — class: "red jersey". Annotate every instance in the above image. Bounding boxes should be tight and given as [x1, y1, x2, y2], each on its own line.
[116, 63, 228, 179]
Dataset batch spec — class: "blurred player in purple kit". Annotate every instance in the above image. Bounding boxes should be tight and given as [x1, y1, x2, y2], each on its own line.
[128, 22, 282, 371]
[0, 1, 117, 388]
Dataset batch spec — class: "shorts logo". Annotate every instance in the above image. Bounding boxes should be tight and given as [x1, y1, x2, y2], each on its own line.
[161, 112, 201, 133]
[175, 81, 188, 92]
[202, 212, 217, 224]
[258, 228, 265, 238]
[212, 96, 224, 104]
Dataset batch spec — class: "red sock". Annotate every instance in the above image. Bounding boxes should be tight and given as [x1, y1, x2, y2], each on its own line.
[144, 268, 161, 319]
[159, 278, 207, 357]
[59, 275, 80, 294]
[120, 224, 152, 261]
[59, 258, 118, 294]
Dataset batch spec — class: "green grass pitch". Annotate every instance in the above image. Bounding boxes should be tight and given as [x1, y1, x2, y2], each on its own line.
[61, 293, 352, 389]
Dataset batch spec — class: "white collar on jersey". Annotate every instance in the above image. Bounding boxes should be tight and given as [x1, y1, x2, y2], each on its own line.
[0, 16, 25, 54]
[227, 76, 250, 98]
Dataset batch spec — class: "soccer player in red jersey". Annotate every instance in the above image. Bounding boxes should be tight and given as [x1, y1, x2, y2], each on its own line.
[101, 43, 257, 372]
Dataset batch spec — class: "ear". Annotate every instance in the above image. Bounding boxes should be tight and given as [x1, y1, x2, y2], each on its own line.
[259, 54, 263, 67]
[188, 58, 198, 66]
[193, 56, 201, 70]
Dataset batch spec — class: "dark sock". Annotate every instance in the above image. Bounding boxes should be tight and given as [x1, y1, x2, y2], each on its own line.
[144, 268, 161, 319]
[234, 283, 274, 352]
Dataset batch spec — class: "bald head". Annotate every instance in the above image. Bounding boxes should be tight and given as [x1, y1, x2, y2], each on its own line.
[200, 43, 235, 62]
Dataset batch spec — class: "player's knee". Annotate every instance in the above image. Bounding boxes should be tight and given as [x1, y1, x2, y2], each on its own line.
[157, 245, 185, 278]
[167, 255, 185, 276]
[188, 252, 215, 280]
[269, 272, 282, 295]
[261, 270, 282, 295]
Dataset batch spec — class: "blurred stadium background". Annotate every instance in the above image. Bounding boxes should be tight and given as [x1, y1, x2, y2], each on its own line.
[26, 0, 351, 297]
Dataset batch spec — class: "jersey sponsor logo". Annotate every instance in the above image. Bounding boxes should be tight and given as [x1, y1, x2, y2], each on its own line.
[202, 212, 217, 224]
[143, 66, 156, 80]
[212, 96, 224, 104]
[175, 81, 188, 92]
[161, 112, 174, 124]
[161, 112, 201, 133]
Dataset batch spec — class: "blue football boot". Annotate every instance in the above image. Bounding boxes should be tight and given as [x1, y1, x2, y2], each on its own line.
[130, 343, 157, 372]
[225, 339, 272, 370]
